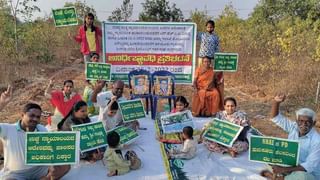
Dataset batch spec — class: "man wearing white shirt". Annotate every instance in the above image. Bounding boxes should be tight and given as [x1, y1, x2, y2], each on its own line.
[0, 86, 69, 180]
[91, 80, 126, 121]
[261, 94, 320, 180]
[91, 80, 140, 131]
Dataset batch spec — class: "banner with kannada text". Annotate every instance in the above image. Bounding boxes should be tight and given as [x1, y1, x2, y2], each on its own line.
[102, 22, 196, 84]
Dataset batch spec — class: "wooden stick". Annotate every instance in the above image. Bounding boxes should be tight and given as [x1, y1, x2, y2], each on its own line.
[316, 82, 320, 104]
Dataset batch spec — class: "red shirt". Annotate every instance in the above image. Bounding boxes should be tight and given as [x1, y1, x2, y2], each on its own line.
[74, 25, 102, 55]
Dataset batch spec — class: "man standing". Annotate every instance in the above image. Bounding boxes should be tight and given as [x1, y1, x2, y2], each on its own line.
[261, 94, 320, 180]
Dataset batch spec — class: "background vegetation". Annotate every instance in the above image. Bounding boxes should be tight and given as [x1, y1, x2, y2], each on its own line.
[0, 0, 320, 110]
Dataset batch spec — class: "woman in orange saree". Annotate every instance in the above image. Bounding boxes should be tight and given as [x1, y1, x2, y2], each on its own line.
[192, 56, 221, 117]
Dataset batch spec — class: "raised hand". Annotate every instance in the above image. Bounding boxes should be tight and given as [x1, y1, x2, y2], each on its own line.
[274, 94, 286, 103]
[94, 80, 106, 92]
[0, 85, 13, 105]
[49, 79, 53, 85]
[110, 96, 117, 102]
[0, 85, 13, 111]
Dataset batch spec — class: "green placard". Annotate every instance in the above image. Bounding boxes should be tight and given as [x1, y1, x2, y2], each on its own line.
[85, 62, 111, 81]
[203, 118, 243, 147]
[214, 53, 238, 72]
[118, 99, 146, 123]
[52, 7, 78, 27]
[26, 132, 79, 165]
[71, 121, 108, 153]
[249, 135, 299, 166]
[108, 126, 139, 145]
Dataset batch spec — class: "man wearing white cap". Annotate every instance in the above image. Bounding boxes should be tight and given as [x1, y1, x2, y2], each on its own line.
[261, 94, 320, 180]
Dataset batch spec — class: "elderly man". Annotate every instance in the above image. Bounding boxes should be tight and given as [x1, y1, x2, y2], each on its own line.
[0, 86, 70, 179]
[261, 94, 320, 180]
[91, 80, 126, 121]
[91, 80, 139, 130]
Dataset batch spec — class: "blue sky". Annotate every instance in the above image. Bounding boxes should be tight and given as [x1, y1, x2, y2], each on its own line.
[30, 0, 260, 20]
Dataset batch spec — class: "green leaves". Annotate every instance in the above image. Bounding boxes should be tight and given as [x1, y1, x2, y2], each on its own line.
[139, 0, 184, 22]
[108, 0, 133, 22]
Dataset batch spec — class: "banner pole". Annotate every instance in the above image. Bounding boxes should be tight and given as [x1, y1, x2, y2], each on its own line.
[316, 82, 320, 104]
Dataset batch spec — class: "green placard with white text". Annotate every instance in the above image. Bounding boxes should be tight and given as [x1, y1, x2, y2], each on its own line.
[108, 126, 139, 145]
[72, 121, 108, 153]
[203, 118, 243, 147]
[85, 62, 111, 81]
[118, 99, 146, 123]
[52, 7, 78, 27]
[249, 135, 299, 166]
[214, 53, 238, 72]
[26, 132, 80, 165]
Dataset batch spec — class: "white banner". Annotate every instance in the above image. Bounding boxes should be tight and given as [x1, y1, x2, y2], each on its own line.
[102, 22, 197, 84]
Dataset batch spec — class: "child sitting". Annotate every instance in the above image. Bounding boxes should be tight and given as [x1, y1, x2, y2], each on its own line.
[157, 96, 192, 143]
[90, 52, 100, 62]
[104, 131, 141, 176]
[168, 126, 197, 160]
[101, 98, 123, 131]
[171, 96, 189, 113]
[101, 96, 140, 131]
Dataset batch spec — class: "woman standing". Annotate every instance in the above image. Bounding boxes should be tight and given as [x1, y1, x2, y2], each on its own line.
[72, 13, 102, 62]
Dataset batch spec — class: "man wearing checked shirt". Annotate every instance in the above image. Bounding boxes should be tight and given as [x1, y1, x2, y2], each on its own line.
[261, 94, 320, 180]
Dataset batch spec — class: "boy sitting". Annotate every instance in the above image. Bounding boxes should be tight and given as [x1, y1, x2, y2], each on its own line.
[104, 131, 141, 176]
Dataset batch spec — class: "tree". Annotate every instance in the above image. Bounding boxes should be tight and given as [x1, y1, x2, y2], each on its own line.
[250, 0, 320, 26]
[0, 1, 15, 59]
[108, 0, 133, 22]
[64, 0, 96, 23]
[139, 0, 184, 22]
[7, 0, 40, 52]
[190, 9, 212, 32]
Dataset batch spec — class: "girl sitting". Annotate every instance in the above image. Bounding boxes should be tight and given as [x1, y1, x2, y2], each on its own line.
[157, 96, 193, 144]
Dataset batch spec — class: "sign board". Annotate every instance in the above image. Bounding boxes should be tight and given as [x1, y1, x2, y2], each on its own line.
[26, 132, 79, 165]
[249, 135, 299, 166]
[52, 7, 78, 27]
[85, 62, 111, 81]
[160, 110, 194, 134]
[108, 126, 139, 145]
[214, 53, 238, 72]
[203, 118, 243, 147]
[72, 121, 108, 152]
[102, 22, 197, 84]
[118, 99, 146, 123]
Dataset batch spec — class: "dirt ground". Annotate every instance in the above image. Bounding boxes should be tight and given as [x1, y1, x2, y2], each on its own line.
[0, 59, 319, 165]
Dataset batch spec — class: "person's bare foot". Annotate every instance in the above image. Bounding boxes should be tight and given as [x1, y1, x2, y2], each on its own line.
[228, 149, 237, 157]
[93, 152, 103, 160]
[107, 171, 117, 177]
[155, 134, 163, 141]
[260, 170, 274, 179]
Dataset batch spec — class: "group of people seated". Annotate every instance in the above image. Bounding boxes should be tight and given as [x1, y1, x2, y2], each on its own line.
[0, 55, 319, 179]
[0, 79, 144, 179]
